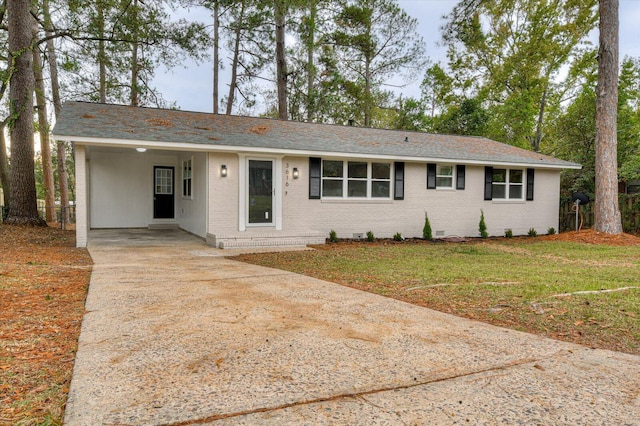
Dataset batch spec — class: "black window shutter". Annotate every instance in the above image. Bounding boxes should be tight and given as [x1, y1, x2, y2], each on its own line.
[456, 165, 466, 190]
[394, 162, 405, 200]
[484, 166, 493, 200]
[526, 168, 535, 201]
[309, 157, 321, 199]
[427, 163, 436, 189]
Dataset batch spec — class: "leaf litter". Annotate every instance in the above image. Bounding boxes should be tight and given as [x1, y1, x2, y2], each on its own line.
[0, 224, 92, 426]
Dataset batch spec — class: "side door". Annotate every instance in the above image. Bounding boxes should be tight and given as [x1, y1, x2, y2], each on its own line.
[153, 166, 175, 219]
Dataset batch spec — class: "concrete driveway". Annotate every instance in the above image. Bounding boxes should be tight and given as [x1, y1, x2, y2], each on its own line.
[65, 229, 640, 425]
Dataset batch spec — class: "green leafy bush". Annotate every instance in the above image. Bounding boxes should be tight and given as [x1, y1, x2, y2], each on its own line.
[528, 228, 538, 237]
[393, 232, 403, 241]
[547, 227, 556, 235]
[504, 229, 513, 238]
[423, 212, 433, 240]
[329, 229, 338, 243]
[366, 230, 375, 242]
[479, 210, 488, 238]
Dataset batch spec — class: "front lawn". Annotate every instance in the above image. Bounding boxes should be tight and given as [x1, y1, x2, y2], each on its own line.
[234, 231, 640, 355]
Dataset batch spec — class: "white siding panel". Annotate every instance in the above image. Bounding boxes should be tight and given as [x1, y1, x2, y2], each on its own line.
[176, 152, 207, 237]
[89, 150, 178, 228]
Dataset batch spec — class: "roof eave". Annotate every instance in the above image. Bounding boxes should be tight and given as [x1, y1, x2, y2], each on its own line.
[53, 134, 582, 170]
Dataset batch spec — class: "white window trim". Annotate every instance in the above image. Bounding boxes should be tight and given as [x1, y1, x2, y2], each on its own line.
[238, 155, 283, 232]
[436, 164, 455, 190]
[321, 160, 392, 200]
[492, 168, 525, 201]
[182, 157, 193, 199]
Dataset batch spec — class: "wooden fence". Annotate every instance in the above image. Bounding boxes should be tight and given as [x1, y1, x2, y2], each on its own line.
[559, 194, 640, 233]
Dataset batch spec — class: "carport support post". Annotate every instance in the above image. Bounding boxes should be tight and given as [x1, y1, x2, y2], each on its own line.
[74, 144, 88, 247]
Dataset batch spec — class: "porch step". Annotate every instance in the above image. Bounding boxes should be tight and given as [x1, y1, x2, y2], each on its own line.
[209, 232, 326, 249]
[148, 223, 179, 230]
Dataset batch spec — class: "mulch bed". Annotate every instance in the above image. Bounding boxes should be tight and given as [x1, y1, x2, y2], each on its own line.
[541, 228, 640, 246]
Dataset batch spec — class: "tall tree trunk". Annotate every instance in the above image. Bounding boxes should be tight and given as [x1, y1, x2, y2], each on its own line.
[130, 41, 139, 106]
[594, 0, 622, 234]
[364, 59, 371, 127]
[363, 15, 372, 128]
[97, 0, 107, 103]
[213, 1, 219, 114]
[32, 32, 56, 223]
[531, 88, 547, 152]
[6, 0, 46, 226]
[226, 0, 245, 115]
[305, 0, 316, 122]
[0, 121, 10, 208]
[43, 0, 70, 223]
[130, 0, 140, 106]
[275, 0, 288, 120]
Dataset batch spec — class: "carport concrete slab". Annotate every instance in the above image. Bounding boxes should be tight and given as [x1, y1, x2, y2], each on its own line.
[65, 229, 640, 425]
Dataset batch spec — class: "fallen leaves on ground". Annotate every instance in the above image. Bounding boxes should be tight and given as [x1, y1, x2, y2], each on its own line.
[542, 228, 640, 246]
[0, 224, 92, 426]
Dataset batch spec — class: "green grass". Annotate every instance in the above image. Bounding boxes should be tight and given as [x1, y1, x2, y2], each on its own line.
[234, 239, 640, 354]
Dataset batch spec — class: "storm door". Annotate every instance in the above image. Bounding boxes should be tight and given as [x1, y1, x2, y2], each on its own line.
[153, 166, 175, 219]
[247, 159, 274, 225]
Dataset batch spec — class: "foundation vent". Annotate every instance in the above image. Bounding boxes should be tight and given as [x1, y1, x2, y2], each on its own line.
[436, 230, 445, 237]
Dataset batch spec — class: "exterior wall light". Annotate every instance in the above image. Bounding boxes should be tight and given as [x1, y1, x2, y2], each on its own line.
[221, 164, 228, 177]
[292, 167, 299, 179]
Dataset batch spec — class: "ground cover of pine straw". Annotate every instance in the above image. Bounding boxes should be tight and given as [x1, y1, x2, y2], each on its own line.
[235, 229, 640, 356]
[0, 225, 92, 426]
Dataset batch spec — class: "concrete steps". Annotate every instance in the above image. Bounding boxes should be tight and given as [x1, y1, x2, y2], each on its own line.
[208, 231, 326, 249]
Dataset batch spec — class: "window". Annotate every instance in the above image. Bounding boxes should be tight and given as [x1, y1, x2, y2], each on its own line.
[436, 165, 454, 189]
[428, 163, 465, 190]
[372, 163, 391, 198]
[321, 160, 391, 199]
[155, 168, 173, 195]
[492, 168, 523, 200]
[182, 159, 192, 198]
[322, 160, 343, 197]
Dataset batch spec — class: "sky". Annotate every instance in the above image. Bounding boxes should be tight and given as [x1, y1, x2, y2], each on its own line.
[152, 0, 640, 115]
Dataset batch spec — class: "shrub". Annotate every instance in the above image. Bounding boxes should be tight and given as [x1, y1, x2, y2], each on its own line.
[423, 212, 433, 241]
[528, 228, 538, 237]
[328, 229, 338, 243]
[393, 232, 403, 241]
[547, 227, 556, 235]
[366, 230, 375, 242]
[479, 210, 488, 238]
[504, 229, 513, 238]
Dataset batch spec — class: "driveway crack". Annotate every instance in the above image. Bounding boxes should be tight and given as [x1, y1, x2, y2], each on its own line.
[160, 356, 548, 426]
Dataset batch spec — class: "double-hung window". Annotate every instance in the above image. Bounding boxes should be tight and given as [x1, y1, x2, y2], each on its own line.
[182, 159, 192, 198]
[322, 160, 391, 199]
[436, 165, 454, 189]
[492, 168, 523, 200]
[322, 160, 344, 197]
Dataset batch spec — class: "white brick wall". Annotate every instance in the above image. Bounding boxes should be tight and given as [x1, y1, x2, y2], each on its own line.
[74, 145, 88, 247]
[207, 155, 561, 241]
[288, 160, 560, 239]
[207, 153, 239, 235]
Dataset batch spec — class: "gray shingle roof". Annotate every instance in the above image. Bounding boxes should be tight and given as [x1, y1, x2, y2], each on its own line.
[52, 101, 580, 169]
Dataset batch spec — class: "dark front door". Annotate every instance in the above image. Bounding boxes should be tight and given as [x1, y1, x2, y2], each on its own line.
[154, 166, 174, 219]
